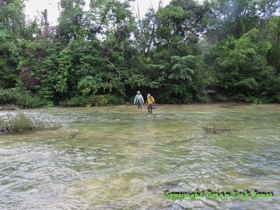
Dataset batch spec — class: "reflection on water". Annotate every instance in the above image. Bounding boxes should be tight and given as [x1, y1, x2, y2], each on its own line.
[0, 104, 280, 209]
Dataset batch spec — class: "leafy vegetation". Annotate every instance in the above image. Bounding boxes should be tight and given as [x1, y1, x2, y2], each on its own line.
[0, 0, 279, 107]
[0, 113, 59, 133]
[0, 88, 46, 108]
[59, 94, 125, 107]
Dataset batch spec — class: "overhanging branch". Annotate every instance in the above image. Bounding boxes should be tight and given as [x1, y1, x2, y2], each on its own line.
[107, 60, 121, 79]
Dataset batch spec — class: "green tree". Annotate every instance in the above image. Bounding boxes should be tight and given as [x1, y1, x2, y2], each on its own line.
[0, 0, 26, 87]
[215, 28, 280, 102]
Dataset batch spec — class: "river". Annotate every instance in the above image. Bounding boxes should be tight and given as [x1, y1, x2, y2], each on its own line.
[0, 104, 279, 209]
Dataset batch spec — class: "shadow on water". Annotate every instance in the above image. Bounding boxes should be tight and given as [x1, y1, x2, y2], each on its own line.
[0, 104, 280, 209]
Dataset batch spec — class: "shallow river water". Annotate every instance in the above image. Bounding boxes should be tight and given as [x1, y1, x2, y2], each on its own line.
[0, 103, 280, 209]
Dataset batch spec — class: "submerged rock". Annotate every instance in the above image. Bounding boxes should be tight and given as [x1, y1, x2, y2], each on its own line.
[128, 140, 139, 144]
[168, 203, 187, 210]
[0, 166, 19, 175]
[203, 126, 231, 134]
[246, 168, 267, 177]
[164, 183, 184, 193]
[146, 185, 157, 192]
[70, 133, 81, 138]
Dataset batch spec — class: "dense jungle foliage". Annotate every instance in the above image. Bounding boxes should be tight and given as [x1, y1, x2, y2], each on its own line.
[0, 0, 279, 107]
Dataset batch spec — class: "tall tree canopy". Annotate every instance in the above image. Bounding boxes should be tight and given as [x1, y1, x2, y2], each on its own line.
[0, 0, 279, 105]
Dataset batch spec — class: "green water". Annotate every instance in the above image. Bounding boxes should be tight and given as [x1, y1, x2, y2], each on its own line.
[0, 104, 280, 209]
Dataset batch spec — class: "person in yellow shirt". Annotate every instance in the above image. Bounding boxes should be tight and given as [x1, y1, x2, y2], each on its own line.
[146, 94, 155, 113]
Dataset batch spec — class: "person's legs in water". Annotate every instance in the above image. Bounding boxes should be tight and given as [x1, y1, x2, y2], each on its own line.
[140, 101, 143, 111]
[137, 101, 142, 112]
[147, 103, 153, 113]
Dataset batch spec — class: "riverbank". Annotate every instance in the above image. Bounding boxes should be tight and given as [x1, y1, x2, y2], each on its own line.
[0, 104, 20, 110]
[1, 87, 278, 111]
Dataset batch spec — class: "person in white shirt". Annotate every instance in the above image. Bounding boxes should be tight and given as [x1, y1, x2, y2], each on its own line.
[133, 91, 144, 112]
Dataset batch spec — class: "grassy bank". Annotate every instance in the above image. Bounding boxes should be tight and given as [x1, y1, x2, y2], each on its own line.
[0, 112, 59, 133]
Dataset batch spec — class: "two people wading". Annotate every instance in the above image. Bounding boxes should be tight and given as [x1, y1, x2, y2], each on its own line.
[133, 91, 156, 113]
